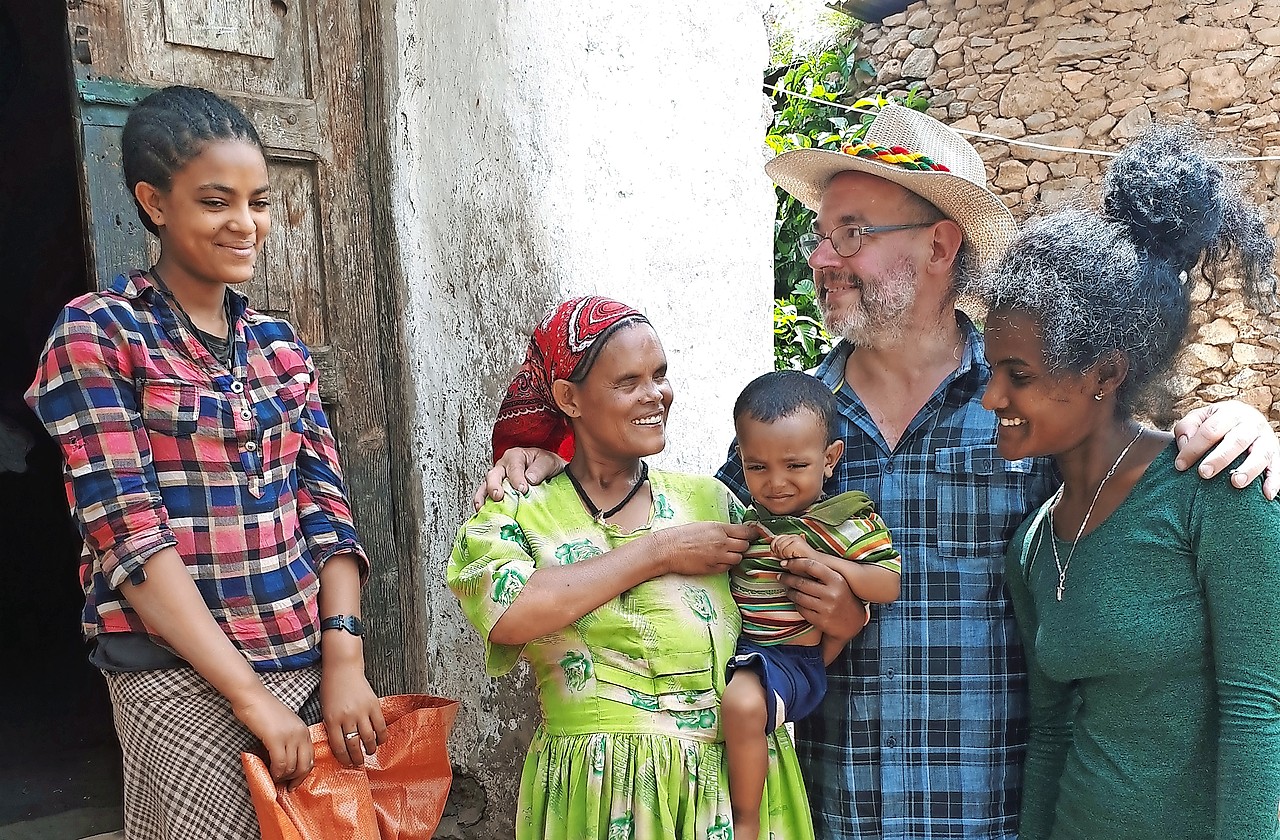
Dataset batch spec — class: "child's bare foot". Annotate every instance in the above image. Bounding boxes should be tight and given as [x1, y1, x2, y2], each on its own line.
[732, 816, 761, 840]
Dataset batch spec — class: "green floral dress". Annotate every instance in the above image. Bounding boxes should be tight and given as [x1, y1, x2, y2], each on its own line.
[448, 470, 815, 840]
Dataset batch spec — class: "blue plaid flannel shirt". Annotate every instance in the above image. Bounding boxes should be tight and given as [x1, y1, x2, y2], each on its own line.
[718, 313, 1058, 839]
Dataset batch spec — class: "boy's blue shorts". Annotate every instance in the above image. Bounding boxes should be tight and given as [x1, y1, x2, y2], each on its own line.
[726, 638, 827, 733]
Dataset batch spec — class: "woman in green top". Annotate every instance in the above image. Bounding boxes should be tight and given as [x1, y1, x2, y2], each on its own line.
[977, 127, 1280, 840]
[448, 297, 815, 840]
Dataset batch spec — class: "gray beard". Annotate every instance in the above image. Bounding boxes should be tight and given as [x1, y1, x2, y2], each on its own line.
[820, 259, 919, 350]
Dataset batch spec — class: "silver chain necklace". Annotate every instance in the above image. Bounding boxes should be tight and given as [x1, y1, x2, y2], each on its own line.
[1047, 427, 1144, 602]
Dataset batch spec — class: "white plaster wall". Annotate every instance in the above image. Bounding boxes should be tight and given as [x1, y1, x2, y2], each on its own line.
[383, 1, 775, 835]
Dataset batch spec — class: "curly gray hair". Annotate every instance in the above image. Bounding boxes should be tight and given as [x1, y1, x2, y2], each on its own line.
[976, 125, 1276, 416]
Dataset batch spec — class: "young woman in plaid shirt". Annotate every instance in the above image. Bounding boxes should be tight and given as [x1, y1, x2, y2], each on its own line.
[27, 86, 382, 839]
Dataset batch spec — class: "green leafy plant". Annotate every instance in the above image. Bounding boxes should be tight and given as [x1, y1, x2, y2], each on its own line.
[766, 41, 866, 303]
[766, 39, 930, 370]
[773, 279, 832, 371]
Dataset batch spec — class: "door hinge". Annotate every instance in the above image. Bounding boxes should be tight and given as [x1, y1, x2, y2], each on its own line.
[72, 25, 91, 64]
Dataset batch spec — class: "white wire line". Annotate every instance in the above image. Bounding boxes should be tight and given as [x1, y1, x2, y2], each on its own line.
[764, 83, 1280, 163]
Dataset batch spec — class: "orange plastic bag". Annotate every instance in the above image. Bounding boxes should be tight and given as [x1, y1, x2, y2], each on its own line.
[242, 694, 459, 840]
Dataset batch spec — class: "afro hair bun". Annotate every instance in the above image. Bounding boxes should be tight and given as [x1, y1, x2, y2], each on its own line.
[1102, 125, 1225, 274]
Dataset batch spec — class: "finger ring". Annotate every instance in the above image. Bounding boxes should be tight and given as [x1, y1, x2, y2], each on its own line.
[344, 731, 360, 740]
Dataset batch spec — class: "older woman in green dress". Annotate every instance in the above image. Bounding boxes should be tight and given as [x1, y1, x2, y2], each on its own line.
[448, 297, 814, 840]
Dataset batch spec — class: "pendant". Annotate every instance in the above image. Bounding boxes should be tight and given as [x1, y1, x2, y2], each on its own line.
[1055, 576, 1065, 602]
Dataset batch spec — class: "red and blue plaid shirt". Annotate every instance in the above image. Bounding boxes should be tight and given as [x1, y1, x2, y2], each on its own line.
[27, 271, 368, 671]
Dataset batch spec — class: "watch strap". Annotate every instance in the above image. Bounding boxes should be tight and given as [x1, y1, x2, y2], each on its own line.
[319, 614, 364, 636]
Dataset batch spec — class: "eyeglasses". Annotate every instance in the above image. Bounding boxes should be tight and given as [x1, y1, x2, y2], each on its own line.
[798, 222, 936, 259]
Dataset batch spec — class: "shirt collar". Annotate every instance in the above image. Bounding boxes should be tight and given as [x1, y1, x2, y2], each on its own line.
[812, 309, 987, 389]
[743, 490, 875, 527]
[113, 270, 253, 322]
[954, 310, 985, 377]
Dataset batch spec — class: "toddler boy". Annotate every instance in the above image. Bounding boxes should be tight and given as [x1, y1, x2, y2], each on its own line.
[722, 370, 900, 840]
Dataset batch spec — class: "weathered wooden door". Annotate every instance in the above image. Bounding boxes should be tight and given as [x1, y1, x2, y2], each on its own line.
[63, 0, 418, 694]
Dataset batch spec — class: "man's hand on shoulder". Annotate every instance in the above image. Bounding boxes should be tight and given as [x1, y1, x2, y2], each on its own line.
[1173, 401, 1280, 499]
[472, 447, 566, 510]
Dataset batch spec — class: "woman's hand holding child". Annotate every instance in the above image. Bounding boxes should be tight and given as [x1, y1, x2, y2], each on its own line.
[658, 521, 755, 576]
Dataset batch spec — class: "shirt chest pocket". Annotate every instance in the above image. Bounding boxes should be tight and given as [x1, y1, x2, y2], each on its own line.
[258, 381, 310, 482]
[139, 379, 224, 439]
[933, 445, 1035, 562]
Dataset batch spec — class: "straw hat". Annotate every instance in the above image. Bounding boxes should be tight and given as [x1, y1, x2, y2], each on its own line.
[765, 104, 1017, 269]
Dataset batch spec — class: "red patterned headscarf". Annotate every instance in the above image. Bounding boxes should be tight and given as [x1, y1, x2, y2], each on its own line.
[492, 296, 648, 462]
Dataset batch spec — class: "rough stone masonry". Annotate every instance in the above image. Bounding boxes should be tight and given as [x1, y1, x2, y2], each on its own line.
[861, 0, 1280, 427]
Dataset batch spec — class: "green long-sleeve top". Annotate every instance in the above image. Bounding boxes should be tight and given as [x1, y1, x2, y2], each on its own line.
[1006, 445, 1280, 840]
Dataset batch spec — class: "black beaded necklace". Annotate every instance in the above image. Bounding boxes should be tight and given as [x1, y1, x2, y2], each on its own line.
[149, 267, 235, 369]
[564, 461, 650, 520]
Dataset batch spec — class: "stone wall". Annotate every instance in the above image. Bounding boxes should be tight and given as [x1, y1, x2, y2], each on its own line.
[861, 0, 1280, 425]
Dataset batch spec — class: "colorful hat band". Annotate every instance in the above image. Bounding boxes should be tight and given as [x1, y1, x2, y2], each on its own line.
[839, 142, 951, 173]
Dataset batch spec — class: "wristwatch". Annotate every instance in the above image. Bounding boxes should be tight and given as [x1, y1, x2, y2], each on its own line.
[319, 614, 365, 637]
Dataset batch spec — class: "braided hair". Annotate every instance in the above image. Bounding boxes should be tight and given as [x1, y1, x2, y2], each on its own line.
[977, 124, 1276, 418]
[122, 86, 263, 235]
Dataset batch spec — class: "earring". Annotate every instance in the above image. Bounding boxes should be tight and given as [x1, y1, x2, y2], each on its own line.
[1094, 391, 1104, 401]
